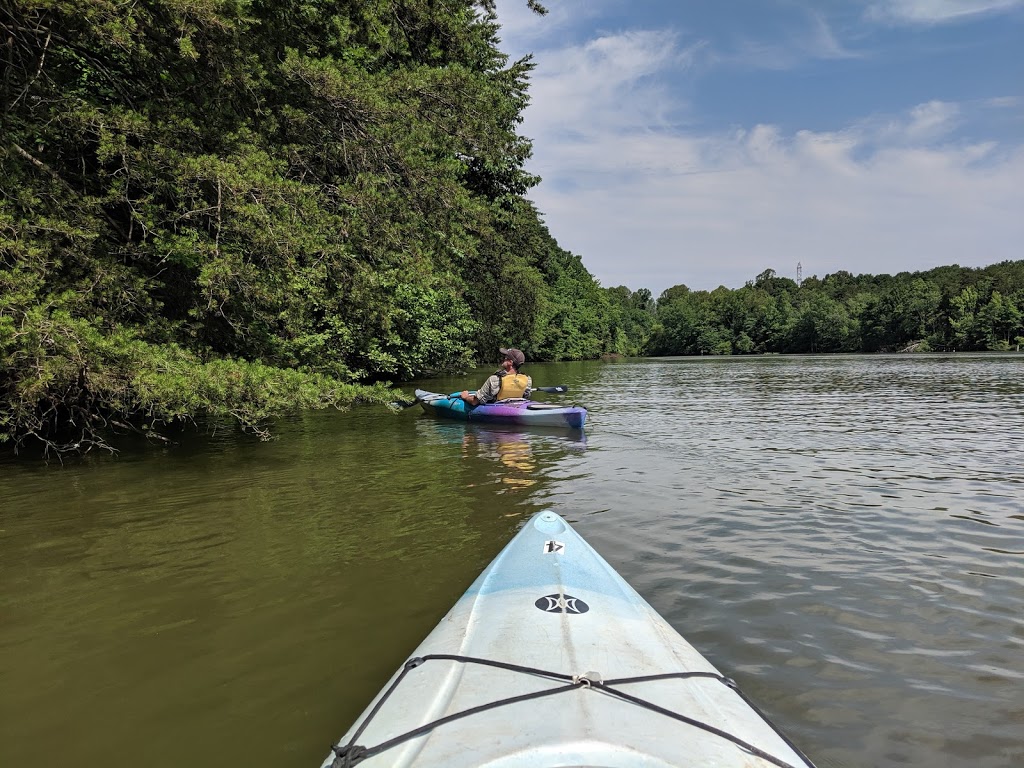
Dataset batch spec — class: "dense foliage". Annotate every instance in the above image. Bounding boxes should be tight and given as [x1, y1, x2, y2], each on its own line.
[0, 0, 623, 454]
[647, 262, 1024, 356]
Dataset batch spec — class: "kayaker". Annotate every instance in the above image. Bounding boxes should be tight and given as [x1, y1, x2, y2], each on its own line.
[459, 348, 532, 406]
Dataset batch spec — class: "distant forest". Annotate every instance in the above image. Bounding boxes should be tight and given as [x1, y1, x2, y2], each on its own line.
[643, 260, 1024, 356]
[1, 1, 1020, 454]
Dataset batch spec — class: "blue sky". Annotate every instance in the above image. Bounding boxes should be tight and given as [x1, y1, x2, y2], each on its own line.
[495, 0, 1024, 296]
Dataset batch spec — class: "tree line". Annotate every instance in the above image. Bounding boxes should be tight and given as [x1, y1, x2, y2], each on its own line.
[646, 261, 1024, 356]
[1, 1, 1017, 456]
[1, 0, 614, 454]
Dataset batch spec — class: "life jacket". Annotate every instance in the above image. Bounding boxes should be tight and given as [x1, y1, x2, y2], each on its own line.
[496, 372, 529, 400]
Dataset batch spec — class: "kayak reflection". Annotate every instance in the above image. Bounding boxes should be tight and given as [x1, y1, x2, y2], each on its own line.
[469, 428, 535, 491]
[414, 420, 586, 494]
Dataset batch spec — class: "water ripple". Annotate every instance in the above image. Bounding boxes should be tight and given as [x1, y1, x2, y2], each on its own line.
[569, 355, 1024, 767]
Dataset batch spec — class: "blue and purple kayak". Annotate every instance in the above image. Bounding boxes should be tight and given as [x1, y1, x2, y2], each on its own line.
[414, 389, 586, 430]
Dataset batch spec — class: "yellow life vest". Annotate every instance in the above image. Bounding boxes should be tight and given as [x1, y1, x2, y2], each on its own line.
[496, 373, 529, 400]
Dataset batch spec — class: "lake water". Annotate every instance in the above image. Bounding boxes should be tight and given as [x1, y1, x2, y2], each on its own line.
[1, 354, 1022, 767]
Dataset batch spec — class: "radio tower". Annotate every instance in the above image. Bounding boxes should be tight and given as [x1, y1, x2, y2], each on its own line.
[796, 261, 802, 286]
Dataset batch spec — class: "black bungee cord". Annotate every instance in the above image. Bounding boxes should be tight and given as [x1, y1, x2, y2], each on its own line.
[329, 654, 816, 768]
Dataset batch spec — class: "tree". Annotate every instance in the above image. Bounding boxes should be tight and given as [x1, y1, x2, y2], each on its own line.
[603, 286, 655, 355]
[643, 263, 1024, 358]
[790, 293, 852, 352]
[949, 286, 982, 350]
[977, 291, 1023, 350]
[0, 0, 577, 454]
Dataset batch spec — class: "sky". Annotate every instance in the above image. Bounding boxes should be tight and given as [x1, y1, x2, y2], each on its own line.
[494, 0, 1024, 297]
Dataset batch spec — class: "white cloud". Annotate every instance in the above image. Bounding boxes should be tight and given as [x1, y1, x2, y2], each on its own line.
[866, 0, 1024, 24]
[528, 127, 1023, 294]
[987, 96, 1020, 108]
[517, 36, 1022, 293]
[729, 11, 861, 70]
[525, 30, 701, 136]
[498, 7, 1023, 295]
[904, 100, 961, 139]
[806, 10, 862, 60]
[865, 100, 963, 144]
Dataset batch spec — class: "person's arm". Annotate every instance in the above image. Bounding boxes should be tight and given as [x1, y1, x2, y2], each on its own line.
[462, 374, 499, 405]
[524, 375, 533, 399]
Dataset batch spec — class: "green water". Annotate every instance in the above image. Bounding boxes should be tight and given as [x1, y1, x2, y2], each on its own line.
[2, 356, 1022, 767]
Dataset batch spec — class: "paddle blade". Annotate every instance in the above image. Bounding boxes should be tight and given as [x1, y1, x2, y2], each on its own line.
[390, 392, 462, 411]
[535, 385, 568, 394]
[388, 398, 420, 411]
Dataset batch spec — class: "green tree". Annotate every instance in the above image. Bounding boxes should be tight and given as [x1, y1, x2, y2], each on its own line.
[977, 290, 1023, 350]
[949, 286, 982, 350]
[647, 289, 730, 355]
[790, 293, 853, 352]
[533, 250, 611, 360]
[603, 286, 655, 355]
[0, 0, 572, 454]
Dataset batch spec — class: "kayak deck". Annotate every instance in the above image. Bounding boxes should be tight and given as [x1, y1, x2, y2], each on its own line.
[414, 389, 587, 430]
[323, 511, 815, 768]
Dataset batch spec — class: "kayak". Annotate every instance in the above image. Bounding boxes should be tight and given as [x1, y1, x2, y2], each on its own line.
[414, 388, 587, 430]
[323, 511, 816, 768]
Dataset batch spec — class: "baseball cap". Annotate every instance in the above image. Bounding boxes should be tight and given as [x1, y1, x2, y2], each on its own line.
[499, 347, 526, 366]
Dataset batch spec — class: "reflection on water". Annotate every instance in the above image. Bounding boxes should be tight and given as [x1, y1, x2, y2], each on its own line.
[1, 354, 1022, 768]
[416, 420, 586, 494]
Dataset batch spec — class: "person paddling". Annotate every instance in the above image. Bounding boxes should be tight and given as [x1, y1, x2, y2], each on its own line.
[459, 348, 532, 406]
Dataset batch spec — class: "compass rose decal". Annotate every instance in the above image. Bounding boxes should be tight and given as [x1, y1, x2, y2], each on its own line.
[535, 593, 590, 614]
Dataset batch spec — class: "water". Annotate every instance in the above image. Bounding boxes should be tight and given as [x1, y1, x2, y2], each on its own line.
[1, 354, 1022, 767]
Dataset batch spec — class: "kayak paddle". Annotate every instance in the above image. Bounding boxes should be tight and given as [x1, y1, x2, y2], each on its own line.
[390, 386, 569, 411]
[389, 393, 454, 410]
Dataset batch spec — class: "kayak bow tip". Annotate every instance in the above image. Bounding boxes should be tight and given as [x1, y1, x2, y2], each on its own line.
[533, 510, 567, 534]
